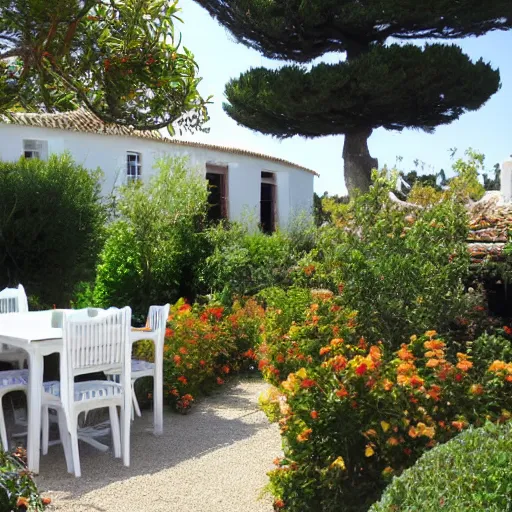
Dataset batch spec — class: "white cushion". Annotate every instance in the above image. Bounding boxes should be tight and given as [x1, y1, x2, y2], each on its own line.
[43, 380, 123, 402]
[0, 369, 29, 387]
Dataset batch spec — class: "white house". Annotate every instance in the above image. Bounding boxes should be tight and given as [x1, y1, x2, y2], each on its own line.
[0, 109, 317, 231]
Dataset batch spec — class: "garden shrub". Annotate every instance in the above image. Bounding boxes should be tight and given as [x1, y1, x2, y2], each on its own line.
[292, 170, 475, 348]
[0, 154, 105, 307]
[259, 291, 512, 512]
[0, 448, 50, 511]
[200, 219, 316, 303]
[133, 297, 264, 412]
[87, 156, 209, 316]
[371, 421, 512, 512]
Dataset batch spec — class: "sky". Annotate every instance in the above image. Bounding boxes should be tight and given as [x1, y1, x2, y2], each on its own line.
[175, 1, 512, 195]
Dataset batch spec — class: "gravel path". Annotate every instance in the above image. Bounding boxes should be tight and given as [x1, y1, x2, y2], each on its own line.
[36, 378, 281, 512]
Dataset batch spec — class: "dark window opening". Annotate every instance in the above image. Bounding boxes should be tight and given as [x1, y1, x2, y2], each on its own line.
[206, 166, 227, 222]
[260, 182, 275, 233]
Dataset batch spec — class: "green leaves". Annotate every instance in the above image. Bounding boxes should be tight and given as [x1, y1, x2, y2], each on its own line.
[0, 0, 210, 134]
[224, 44, 500, 137]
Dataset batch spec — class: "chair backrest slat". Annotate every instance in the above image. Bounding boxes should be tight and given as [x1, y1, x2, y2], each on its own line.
[147, 304, 171, 350]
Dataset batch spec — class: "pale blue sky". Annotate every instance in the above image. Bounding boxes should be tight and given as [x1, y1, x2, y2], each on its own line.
[176, 1, 512, 195]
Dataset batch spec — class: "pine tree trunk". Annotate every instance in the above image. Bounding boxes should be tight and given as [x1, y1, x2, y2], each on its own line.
[342, 129, 378, 194]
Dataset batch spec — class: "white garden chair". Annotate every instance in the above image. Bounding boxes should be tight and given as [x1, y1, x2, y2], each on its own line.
[0, 285, 29, 368]
[41, 307, 132, 477]
[106, 304, 169, 420]
[0, 369, 29, 450]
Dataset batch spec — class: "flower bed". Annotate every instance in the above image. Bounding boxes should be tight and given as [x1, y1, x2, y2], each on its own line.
[258, 291, 512, 511]
[134, 298, 264, 412]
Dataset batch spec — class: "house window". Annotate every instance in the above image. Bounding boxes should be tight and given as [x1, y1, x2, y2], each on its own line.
[23, 140, 48, 160]
[127, 152, 142, 182]
[206, 164, 228, 221]
[260, 171, 276, 233]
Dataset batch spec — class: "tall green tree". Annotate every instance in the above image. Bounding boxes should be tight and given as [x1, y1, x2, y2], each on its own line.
[195, 0, 510, 192]
[0, 0, 210, 134]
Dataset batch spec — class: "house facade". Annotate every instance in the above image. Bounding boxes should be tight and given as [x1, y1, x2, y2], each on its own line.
[0, 110, 317, 231]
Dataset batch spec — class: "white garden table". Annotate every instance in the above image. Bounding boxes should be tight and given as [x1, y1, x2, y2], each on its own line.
[0, 310, 164, 474]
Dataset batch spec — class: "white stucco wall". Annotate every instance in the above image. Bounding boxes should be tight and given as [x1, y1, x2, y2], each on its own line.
[0, 124, 315, 229]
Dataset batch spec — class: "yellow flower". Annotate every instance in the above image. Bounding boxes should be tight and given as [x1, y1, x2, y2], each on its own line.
[365, 444, 375, 457]
[295, 368, 307, 379]
[380, 421, 390, 433]
[410, 334, 417, 342]
[329, 456, 346, 471]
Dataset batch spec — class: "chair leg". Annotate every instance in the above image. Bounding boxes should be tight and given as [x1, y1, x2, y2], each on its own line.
[41, 406, 49, 455]
[69, 418, 81, 478]
[0, 395, 9, 451]
[109, 406, 121, 459]
[132, 384, 141, 418]
[121, 403, 130, 468]
[57, 409, 74, 474]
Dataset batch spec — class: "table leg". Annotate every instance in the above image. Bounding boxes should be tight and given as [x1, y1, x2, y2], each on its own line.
[27, 351, 43, 474]
[154, 339, 163, 435]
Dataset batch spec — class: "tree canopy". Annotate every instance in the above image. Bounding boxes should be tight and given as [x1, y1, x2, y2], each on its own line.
[0, 0, 210, 134]
[195, 0, 511, 192]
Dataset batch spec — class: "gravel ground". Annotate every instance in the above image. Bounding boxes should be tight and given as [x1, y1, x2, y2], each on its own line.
[36, 378, 281, 512]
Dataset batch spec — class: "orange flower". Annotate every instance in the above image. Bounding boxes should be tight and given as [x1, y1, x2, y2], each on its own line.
[426, 358, 440, 368]
[329, 355, 348, 372]
[276, 353, 285, 363]
[489, 360, 506, 372]
[199, 359, 206, 367]
[222, 365, 230, 374]
[382, 379, 394, 391]
[216, 377, 225, 385]
[426, 385, 441, 401]
[451, 420, 466, 431]
[387, 437, 399, 446]
[397, 362, 415, 374]
[297, 428, 313, 442]
[16, 497, 29, 508]
[165, 328, 173, 337]
[275, 499, 285, 509]
[300, 379, 316, 389]
[173, 355, 182, 365]
[456, 360, 473, 372]
[410, 375, 424, 388]
[178, 303, 192, 314]
[425, 330, 437, 338]
[319, 346, 331, 356]
[330, 338, 344, 346]
[182, 394, 194, 401]
[424, 339, 445, 350]
[177, 376, 187, 385]
[42, 496, 52, 505]
[336, 386, 349, 398]
[397, 344, 415, 361]
[408, 426, 418, 438]
[365, 429, 377, 437]
[179, 346, 188, 355]
[310, 410, 319, 419]
[470, 384, 484, 395]
[425, 350, 444, 359]
[369, 345, 382, 361]
[397, 374, 410, 386]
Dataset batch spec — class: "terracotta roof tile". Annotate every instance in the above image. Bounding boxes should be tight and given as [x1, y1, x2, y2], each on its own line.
[3, 109, 319, 176]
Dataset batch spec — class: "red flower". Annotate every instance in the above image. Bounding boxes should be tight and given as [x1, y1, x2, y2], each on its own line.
[504, 326, 512, 336]
[355, 363, 368, 376]
[199, 360, 206, 367]
[173, 355, 182, 365]
[178, 303, 192, 314]
[274, 499, 285, 509]
[222, 365, 230, 374]
[165, 328, 174, 337]
[217, 377, 225, 385]
[300, 379, 316, 389]
[310, 410, 319, 419]
[177, 376, 188, 385]
[454, 373, 463, 382]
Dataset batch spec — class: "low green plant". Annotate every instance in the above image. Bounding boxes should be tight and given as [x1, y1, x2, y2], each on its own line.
[200, 220, 315, 302]
[0, 448, 50, 511]
[370, 421, 512, 511]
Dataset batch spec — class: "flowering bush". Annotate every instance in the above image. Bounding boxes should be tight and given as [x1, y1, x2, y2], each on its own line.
[0, 448, 51, 511]
[291, 171, 476, 348]
[134, 298, 264, 412]
[259, 292, 512, 512]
